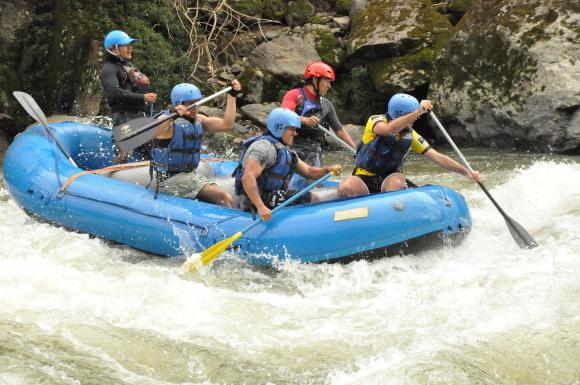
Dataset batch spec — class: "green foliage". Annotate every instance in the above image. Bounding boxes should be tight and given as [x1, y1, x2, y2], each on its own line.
[13, 12, 55, 114]
[124, 15, 185, 108]
[262, 0, 286, 21]
[231, 0, 263, 17]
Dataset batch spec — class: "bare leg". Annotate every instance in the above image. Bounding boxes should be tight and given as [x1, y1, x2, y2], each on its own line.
[337, 175, 370, 198]
[381, 173, 407, 192]
[197, 184, 234, 208]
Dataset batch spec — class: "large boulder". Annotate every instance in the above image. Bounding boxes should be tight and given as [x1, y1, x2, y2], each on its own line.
[347, 0, 454, 95]
[247, 35, 321, 80]
[430, 0, 580, 152]
[242, 35, 321, 103]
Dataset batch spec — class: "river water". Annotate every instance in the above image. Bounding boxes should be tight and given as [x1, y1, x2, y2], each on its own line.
[1, 147, 579, 385]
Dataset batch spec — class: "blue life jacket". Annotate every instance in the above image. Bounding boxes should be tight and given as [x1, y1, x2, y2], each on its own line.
[152, 115, 203, 177]
[297, 87, 321, 117]
[296, 87, 325, 141]
[233, 136, 297, 196]
[355, 124, 413, 177]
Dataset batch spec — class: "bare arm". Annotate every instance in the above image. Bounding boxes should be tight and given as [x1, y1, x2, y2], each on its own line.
[335, 128, 357, 149]
[202, 79, 241, 132]
[240, 159, 272, 220]
[424, 149, 481, 181]
[294, 159, 342, 179]
[373, 100, 433, 136]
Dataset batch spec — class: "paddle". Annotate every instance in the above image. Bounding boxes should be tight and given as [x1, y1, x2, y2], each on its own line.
[113, 86, 232, 153]
[316, 124, 356, 154]
[429, 111, 538, 249]
[13, 91, 78, 168]
[184, 172, 335, 272]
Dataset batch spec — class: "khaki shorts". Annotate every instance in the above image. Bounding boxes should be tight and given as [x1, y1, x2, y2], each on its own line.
[158, 170, 215, 199]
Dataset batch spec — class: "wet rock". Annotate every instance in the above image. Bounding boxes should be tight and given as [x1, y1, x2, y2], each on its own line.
[348, 0, 453, 94]
[332, 16, 351, 30]
[247, 35, 321, 80]
[240, 103, 280, 127]
[430, 0, 580, 153]
[285, 0, 315, 27]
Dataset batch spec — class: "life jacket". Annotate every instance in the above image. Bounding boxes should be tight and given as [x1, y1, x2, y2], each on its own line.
[354, 117, 413, 177]
[233, 136, 297, 197]
[295, 87, 325, 141]
[151, 115, 203, 179]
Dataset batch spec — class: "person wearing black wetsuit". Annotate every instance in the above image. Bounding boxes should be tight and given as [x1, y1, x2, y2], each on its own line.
[100, 30, 157, 164]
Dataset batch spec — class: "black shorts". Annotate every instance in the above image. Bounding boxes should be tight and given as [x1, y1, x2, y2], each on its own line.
[353, 172, 417, 193]
[261, 190, 313, 209]
[353, 173, 385, 194]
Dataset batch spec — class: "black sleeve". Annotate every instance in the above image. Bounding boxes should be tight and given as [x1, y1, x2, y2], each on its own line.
[100, 63, 144, 105]
[321, 99, 343, 133]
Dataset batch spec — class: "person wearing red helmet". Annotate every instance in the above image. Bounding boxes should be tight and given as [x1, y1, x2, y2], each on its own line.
[281, 61, 356, 170]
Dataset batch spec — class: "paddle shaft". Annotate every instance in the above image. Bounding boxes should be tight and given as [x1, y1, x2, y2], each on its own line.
[118, 86, 232, 142]
[239, 172, 333, 235]
[429, 112, 505, 212]
[12, 91, 78, 168]
[429, 111, 538, 248]
[316, 124, 356, 154]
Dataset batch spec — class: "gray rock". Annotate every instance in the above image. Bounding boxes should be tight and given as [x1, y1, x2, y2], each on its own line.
[430, 0, 580, 152]
[240, 103, 280, 127]
[332, 16, 351, 30]
[347, 0, 453, 94]
[247, 35, 321, 80]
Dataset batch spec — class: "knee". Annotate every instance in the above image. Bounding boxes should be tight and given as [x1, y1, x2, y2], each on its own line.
[220, 191, 234, 208]
[337, 183, 349, 198]
[310, 193, 320, 203]
[382, 175, 406, 192]
[337, 180, 360, 198]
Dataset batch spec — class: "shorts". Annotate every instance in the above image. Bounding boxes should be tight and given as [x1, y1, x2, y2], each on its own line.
[237, 190, 313, 212]
[353, 173, 385, 194]
[158, 170, 215, 199]
[353, 172, 415, 193]
[262, 190, 313, 209]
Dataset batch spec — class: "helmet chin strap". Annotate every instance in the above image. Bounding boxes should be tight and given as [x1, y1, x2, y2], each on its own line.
[313, 77, 321, 98]
[106, 46, 120, 56]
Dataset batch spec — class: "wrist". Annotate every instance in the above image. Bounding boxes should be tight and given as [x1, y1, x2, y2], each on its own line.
[228, 88, 241, 97]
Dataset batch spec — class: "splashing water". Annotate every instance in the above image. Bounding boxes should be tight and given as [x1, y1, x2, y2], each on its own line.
[1, 151, 579, 385]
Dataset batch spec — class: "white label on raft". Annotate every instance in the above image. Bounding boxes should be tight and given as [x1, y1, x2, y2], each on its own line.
[334, 207, 369, 221]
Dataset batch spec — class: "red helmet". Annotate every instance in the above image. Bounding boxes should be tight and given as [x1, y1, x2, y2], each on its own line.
[304, 61, 335, 81]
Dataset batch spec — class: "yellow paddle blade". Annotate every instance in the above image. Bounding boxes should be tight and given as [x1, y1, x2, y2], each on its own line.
[184, 231, 243, 273]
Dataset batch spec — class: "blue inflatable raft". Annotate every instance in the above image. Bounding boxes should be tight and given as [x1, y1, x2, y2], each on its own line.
[2, 121, 472, 265]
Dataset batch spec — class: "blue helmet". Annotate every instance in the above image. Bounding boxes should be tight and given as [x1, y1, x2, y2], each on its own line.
[170, 83, 203, 106]
[104, 30, 137, 50]
[267, 108, 301, 138]
[387, 93, 420, 119]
